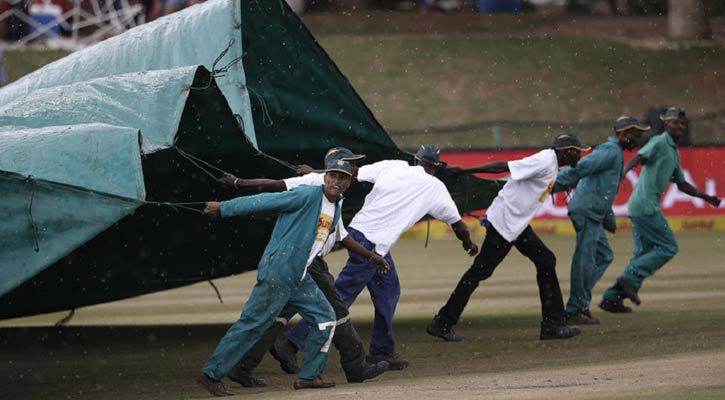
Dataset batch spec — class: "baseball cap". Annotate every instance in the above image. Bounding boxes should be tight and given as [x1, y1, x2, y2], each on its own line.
[324, 158, 353, 176]
[660, 106, 686, 121]
[414, 144, 441, 165]
[613, 116, 650, 133]
[552, 133, 590, 151]
[325, 147, 366, 162]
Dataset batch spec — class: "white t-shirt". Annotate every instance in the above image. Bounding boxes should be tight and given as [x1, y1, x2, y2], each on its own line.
[285, 172, 348, 259]
[350, 160, 461, 256]
[486, 149, 558, 242]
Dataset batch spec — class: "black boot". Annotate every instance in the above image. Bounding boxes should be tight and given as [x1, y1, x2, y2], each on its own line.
[426, 315, 466, 342]
[540, 321, 581, 340]
[345, 361, 389, 383]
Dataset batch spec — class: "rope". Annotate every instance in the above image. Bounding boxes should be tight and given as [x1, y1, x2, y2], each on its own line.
[54, 308, 75, 326]
[248, 87, 274, 127]
[173, 146, 228, 181]
[208, 280, 224, 304]
[25, 176, 40, 252]
[190, 38, 243, 90]
[143, 200, 207, 215]
[252, 151, 297, 172]
[424, 219, 430, 249]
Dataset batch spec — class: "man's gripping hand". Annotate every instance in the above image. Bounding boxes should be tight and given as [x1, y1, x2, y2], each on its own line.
[219, 173, 241, 189]
[463, 240, 478, 256]
[706, 195, 721, 208]
[370, 254, 390, 274]
[203, 201, 221, 218]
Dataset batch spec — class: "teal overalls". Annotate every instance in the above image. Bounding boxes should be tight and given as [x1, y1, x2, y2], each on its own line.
[202, 185, 339, 380]
[555, 137, 622, 313]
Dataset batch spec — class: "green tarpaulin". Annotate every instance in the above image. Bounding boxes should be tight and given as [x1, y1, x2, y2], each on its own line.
[0, 0, 501, 320]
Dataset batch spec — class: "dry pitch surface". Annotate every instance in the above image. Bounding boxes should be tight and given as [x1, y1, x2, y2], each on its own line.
[2, 232, 725, 399]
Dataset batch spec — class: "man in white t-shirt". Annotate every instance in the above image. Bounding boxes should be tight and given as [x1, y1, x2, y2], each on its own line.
[428, 133, 588, 342]
[282, 144, 479, 371]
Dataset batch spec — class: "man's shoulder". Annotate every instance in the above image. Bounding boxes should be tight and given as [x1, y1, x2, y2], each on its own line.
[289, 184, 321, 196]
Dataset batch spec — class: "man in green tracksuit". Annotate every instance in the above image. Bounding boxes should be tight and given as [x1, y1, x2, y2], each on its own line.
[600, 107, 721, 313]
[554, 116, 647, 324]
[196, 158, 387, 396]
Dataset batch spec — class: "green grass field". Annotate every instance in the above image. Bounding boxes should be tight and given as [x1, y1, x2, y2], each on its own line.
[2, 232, 724, 399]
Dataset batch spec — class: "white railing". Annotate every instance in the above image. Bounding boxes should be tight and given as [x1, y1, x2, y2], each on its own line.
[0, 0, 144, 49]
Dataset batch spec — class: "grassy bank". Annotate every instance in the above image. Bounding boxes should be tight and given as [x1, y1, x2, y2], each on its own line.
[4, 22, 725, 148]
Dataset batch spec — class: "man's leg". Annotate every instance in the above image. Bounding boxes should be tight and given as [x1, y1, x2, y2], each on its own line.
[287, 275, 337, 387]
[201, 277, 290, 382]
[365, 253, 407, 370]
[308, 256, 386, 380]
[286, 228, 376, 351]
[620, 213, 678, 290]
[586, 225, 614, 308]
[603, 213, 676, 304]
[229, 304, 298, 385]
[434, 225, 512, 327]
[566, 214, 598, 315]
[514, 226, 579, 339]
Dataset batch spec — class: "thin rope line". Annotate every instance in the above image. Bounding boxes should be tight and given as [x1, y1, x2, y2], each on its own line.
[143, 200, 206, 215]
[26, 176, 40, 252]
[248, 87, 274, 127]
[208, 280, 224, 304]
[54, 308, 75, 326]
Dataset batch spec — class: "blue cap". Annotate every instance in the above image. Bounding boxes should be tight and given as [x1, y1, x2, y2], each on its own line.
[324, 158, 353, 176]
[613, 116, 650, 133]
[415, 144, 441, 165]
[660, 106, 686, 121]
[325, 147, 365, 162]
[552, 133, 590, 151]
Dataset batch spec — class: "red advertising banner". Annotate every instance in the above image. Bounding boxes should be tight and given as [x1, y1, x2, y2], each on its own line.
[441, 146, 725, 219]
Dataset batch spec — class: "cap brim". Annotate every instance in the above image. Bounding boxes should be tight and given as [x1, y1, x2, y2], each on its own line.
[616, 123, 651, 132]
[325, 168, 352, 176]
[557, 145, 591, 151]
[660, 115, 683, 121]
[414, 155, 441, 165]
[341, 154, 365, 161]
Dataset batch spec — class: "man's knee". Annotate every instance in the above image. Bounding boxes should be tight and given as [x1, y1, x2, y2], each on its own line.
[537, 250, 556, 271]
[466, 262, 495, 282]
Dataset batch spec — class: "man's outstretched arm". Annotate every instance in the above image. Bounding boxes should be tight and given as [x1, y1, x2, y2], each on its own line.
[219, 172, 286, 192]
[451, 220, 478, 256]
[448, 161, 509, 175]
[676, 182, 721, 207]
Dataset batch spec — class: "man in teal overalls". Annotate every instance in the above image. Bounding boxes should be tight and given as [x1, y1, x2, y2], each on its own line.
[196, 158, 385, 395]
[554, 116, 647, 324]
[600, 107, 721, 313]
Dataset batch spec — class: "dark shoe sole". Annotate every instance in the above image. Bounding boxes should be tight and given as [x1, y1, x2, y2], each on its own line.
[426, 324, 466, 342]
[346, 361, 389, 383]
[293, 380, 336, 389]
[617, 277, 641, 305]
[540, 327, 581, 340]
[599, 299, 633, 313]
[227, 374, 267, 388]
[197, 375, 233, 397]
[366, 355, 410, 371]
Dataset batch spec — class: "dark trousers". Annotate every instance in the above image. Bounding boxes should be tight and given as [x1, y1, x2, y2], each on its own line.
[287, 227, 399, 356]
[437, 224, 566, 326]
[234, 256, 366, 377]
